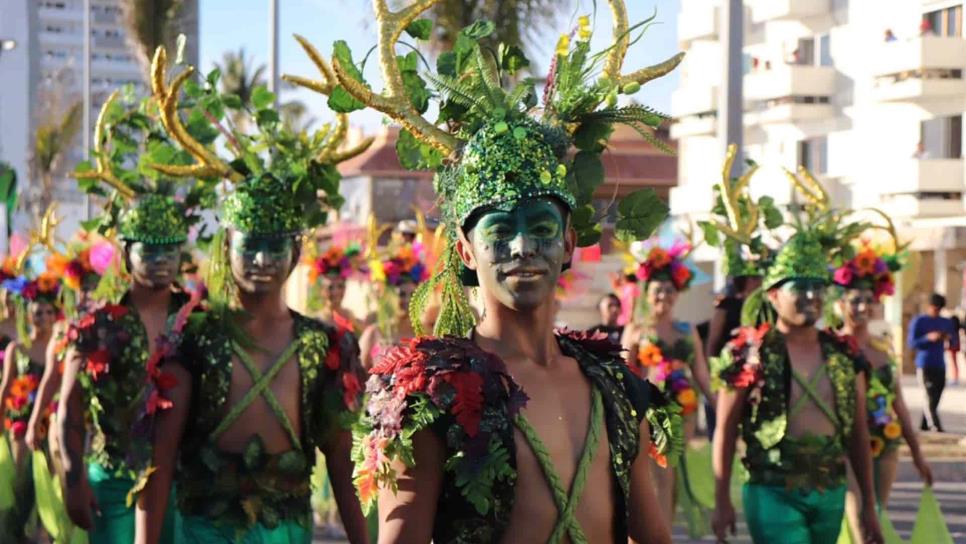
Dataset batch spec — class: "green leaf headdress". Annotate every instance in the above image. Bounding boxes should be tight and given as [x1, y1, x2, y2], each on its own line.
[148, 46, 373, 305]
[73, 87, 209, 245]
[285, 0, 682, 337]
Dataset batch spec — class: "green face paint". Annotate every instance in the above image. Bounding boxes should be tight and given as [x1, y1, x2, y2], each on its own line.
[467, 198, 568, 311]
[128, 242, 182, 289]
[228, 231, 297, 295]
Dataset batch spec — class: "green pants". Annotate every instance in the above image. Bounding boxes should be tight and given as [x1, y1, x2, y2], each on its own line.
[87, 462, 180, 544]
[180, 515, 311, 543]
[744, 483, 846, 544]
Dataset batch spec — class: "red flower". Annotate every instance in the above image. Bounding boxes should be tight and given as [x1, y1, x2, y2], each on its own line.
[342, 371, 362, 409]
[372, 340, 426, 376]
[103, 304, 128, 319]
[22, 282, 38, 300]
[732, 363, 761, 389]
[393, 358, 428, 398]
[442, 371, 484, 437]
[10, 421, 26, 438]
[86, 349, 110, 381]
[154, 371, 179, 390]
[77, 314, 96, 330]
[145, 390, 173, 414]
[732, 323, 770, 350]
[648, 442, 668, 468]
[7, 395, 26, 410]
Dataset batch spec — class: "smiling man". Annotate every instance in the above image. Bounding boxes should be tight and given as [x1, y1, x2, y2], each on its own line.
[711, 233, 883, 544]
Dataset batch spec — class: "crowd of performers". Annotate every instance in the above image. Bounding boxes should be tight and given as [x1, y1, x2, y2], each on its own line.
[0, 1, 950, 543]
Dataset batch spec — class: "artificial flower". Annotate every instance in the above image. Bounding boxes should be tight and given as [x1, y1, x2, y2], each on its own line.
[833, 266, 853, 286]
[854, 250, 878, 276]
[637, 343, 663, 367]
[883, 421, 901, 440]
[870, 436, 885, 457]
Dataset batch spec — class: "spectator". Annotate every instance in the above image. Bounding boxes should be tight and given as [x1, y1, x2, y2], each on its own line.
[951, 311, 963, 385]
[908, 293, 959, 432]
[912, 141, 930, 159]
[589, 293, 624, 345]
[396, 219, 418, 243]
[920, 18, 935, 36]
[884, 28, 897, 42]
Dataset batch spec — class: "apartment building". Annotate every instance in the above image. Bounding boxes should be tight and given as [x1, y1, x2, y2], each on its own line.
[0, 0, 198, 240]
[671, 0, 966, 360]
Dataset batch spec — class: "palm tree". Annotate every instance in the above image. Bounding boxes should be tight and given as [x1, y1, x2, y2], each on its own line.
[216, 48, 267, 128]
[429, 0, 567, 58]
[279, 100, 316, 133]
[119, 0, 188, 81]
[27, 101, 83, 218]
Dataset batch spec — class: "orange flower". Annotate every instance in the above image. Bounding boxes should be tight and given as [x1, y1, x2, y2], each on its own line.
[854, 250, 878, 276]
[647, 247, 670, 269]
[883, 421, 901, 440]
[648, 442, 668, 468]
[637, 343, 663, 367]
[37, 273, 59, 292]
[870, 436, 885, 457]
[46, 254, 69, 277]
[354, 468, 378, 506]
[677, 389, 698, 414]
[77, 248, 94, 272]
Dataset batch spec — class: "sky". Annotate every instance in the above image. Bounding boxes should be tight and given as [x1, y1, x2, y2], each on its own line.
[199, 0, 682, 131]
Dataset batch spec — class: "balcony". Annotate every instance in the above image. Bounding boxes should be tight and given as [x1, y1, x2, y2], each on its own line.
[670, 85, 718, 138]
[875, 158, 964, 195]
[744, 64, 836, 102]
[747, 0, 830, 23]
[670, 115, 717, 139]
[878, 194, 962, 218]
[678, 1, 718, 47]
[871, 37, 966, 103]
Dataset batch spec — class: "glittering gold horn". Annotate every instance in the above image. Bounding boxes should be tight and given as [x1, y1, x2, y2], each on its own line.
[864, 207, 911, 253]
[599, 1, 685, 99]
[284, 1, 458, 156]
[709, 144, 759, 245]
[150, 46, 243, 182]
[784, 165, 830, 210]
[73, 90, 137, 201]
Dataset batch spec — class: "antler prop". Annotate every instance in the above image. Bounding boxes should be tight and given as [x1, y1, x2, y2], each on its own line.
[784, 165, 829, 210]
[864, 208, 911, 253]
[150, 47, 244, 182]
[709, 144, 760, 245]
[14, 205, 61, 272]
[73, 90, 137, 201]
[285, 1, 459, 156]
[599, 1, 684, 99]
[316, 112, 375, 164]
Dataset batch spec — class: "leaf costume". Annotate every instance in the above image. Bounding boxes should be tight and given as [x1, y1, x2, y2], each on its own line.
[282, 1, 687, 540]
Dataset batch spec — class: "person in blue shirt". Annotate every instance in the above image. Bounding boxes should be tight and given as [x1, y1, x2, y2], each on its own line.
[907, 293, 959, 432]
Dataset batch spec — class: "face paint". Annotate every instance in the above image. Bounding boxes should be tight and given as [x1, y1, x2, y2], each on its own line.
[770, 278, 826, 327]
[843, 288, 875, 327]
[466, 198, 569, 311]
[128, 242, 181, 289]
[229, 230, 296, 295]
[647, 280, 678, 314]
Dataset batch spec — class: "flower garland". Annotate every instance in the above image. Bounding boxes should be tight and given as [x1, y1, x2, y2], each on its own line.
[867, 369, 901, 458]
[635, 241, 694, 290]
[4, 373, 39, 438]
[832, 245, 901, 300]
[369, 243, 428, 287]
[306, 243, 363, 283]
[634, 339, 699, 416]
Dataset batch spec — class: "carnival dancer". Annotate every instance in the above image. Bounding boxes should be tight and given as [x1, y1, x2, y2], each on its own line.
[284, 2, 684, 541]
[834, 229, 933, 542]
[0, 252, 61, 543]
[136, 46, 371, 543]
[58, 87, 211, 543]
[358, 243, 428, 369]
[711, 167, 884, 543]
[621, 239, 713, 533]
[306, 242, 365, 334]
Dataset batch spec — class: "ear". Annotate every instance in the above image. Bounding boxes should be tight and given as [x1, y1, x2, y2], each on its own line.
[287, 236, 303, 277]
[766, 288, 778, 306]
[456, 228, 477, 272]
[563, 223, 576, 264]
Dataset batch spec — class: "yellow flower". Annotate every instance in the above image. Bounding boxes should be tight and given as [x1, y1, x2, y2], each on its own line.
[883, 421, 902, 440]
[555, 34, 571, 56]
[870, 436, 885, 457]
[578, 15, 592, 41]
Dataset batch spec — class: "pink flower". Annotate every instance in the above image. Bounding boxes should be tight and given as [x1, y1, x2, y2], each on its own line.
[10, 421, 26, 438]
[89, 242, 116, 275]
[833, 265, 854, 286]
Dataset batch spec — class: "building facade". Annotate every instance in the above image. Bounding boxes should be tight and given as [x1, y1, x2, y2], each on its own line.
[0, 0, 198, 244]
[671, 0, 966, 368]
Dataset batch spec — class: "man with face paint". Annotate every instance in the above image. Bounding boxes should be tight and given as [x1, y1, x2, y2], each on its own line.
[711, 233, 883, 544]
[57, 194, 193, 544]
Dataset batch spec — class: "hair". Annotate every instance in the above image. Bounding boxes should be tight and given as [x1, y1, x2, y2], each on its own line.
[599, 293, 620, 308]
[930, 293, 946, 309]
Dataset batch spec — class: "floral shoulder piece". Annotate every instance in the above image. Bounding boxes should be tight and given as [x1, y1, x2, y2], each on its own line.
[822, 329, 871, 377]
[352, 336, 526, 516]
[711, 323, 771, 394]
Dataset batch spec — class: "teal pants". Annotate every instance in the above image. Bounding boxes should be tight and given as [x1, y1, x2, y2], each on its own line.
[180, 515, 311, 543]
[88, 462, 180, 544]
[743, 483, 846, 544]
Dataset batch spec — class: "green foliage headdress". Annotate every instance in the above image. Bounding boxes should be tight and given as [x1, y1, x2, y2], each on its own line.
[285, 1, 683, 337]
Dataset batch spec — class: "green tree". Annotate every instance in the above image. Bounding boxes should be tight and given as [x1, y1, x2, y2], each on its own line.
[216, 48, 267, 128]
[27, 100, 83, 217]
[429, 0, 567, 57]
[120, 0, 187, 80]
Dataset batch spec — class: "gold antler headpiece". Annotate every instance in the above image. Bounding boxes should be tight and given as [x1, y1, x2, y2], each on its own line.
[150, 47, 244, 182]
[73, 90, 137, 200]
[708, 144, 760, 245]
[784, 165, 830, 210]
[864, 208, 911, 254]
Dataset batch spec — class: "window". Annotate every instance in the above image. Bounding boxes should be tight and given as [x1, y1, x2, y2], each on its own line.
[924, 6, 962, 37]
[798, 137, 828, 174]
[795, 38, 815, 65]
[920, 115, 962, 159]
[819, 34, 832, 67]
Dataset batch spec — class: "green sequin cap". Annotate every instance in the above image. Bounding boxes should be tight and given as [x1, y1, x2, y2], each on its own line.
[764, 233, 829, 290]
[223, 174, 305, 236]
[118, 194, 189, 243]
[445, 118, 575, 228]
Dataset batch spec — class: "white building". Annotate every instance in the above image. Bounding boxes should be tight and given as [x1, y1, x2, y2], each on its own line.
[0, 0, 198, 244]
[671, 0, 966, 367]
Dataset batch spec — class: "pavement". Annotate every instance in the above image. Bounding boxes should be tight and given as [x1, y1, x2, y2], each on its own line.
[315, 374, 966, 543]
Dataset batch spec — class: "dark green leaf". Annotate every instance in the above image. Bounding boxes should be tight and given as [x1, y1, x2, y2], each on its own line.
[615, 189, 668, 242]
[223, 93, 243, 109]
[405, 18, 433, 40]
[183, 79, 203, 99]
[80, 218, 102, 232]
[185, 110, 219, 145]
[570, 204, 601, 247]
[327, 86, 365, 113]
[573, 121, 613, 152]
[758, 196, 784, 229]
[462, 20, 495, 40]
[256, 109, 280, 126]
[437, 51, 457, 78]
[332, 40, 366, 83]
[251, 86, 275, 110]
[199, 94, 225, 121]
[571, 151, 604, 205]
[205, 68, 221, 88]
[499, 44, 530, 75]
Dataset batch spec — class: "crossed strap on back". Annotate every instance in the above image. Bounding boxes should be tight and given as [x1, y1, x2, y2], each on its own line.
[513, 387, 604, 544]
[210, 340, 303, 450]
[789, 365, 838, 427]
